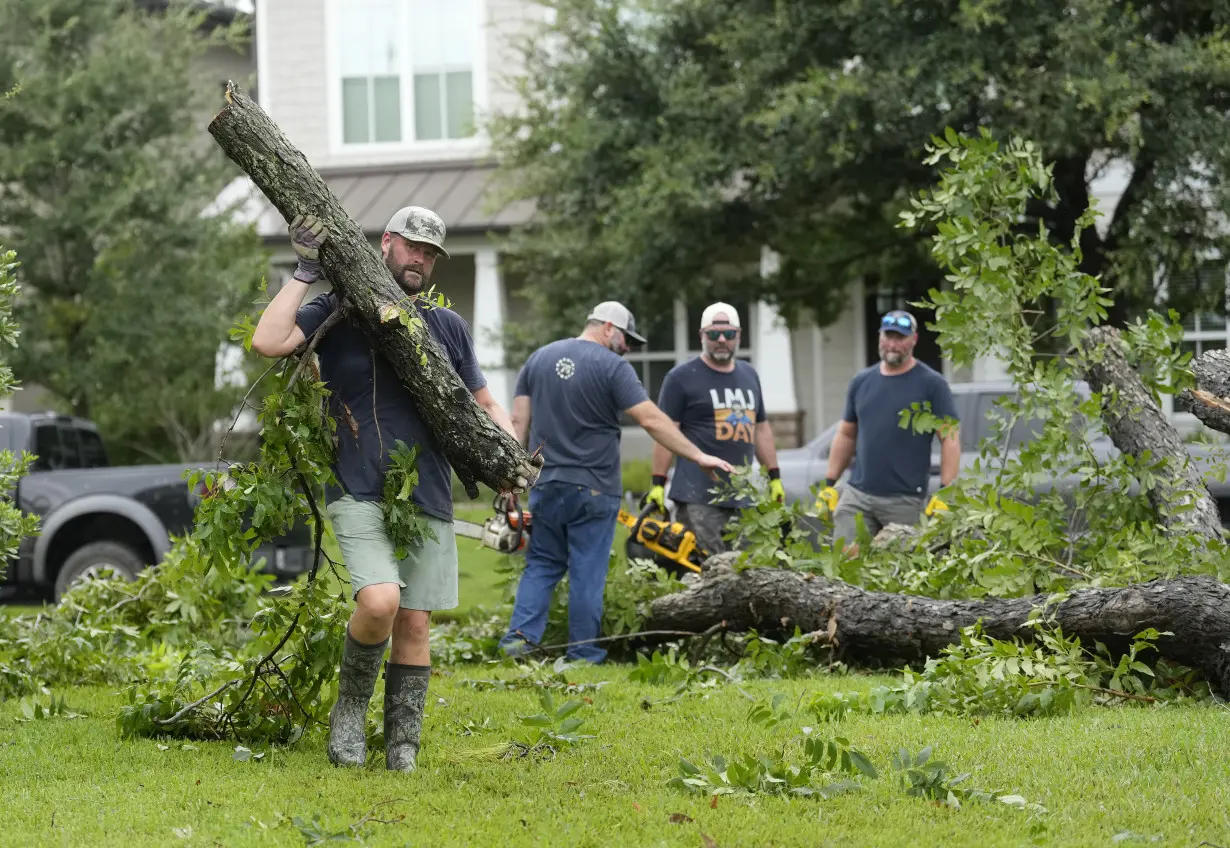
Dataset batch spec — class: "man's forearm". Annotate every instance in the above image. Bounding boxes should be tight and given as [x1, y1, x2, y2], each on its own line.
[252, 279, 311, 353]
[826, 432, 855, 482]
[940, 438, 960, 487]
[643, 412, 704, 463]
[484, 401, 517, 441]
[754, 421, 779, 469]
[651, 440, 674, 479]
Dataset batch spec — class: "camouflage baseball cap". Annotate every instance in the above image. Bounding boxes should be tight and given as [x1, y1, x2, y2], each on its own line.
[384, 206, 450, 258]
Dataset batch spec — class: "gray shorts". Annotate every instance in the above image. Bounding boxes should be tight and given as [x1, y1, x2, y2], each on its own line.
[326, 494, 459, 611]
[832, 484, 925, 544]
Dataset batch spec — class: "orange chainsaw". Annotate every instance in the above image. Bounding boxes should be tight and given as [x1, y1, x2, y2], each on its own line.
[454, 494, 531, 554]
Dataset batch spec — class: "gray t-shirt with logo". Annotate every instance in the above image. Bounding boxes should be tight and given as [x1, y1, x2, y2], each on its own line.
[843, 361, 958, 497]
[514, 338, 650, 497]
[658, 357, 766, 508]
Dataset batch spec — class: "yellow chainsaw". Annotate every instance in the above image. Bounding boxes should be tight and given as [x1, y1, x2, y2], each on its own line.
[617, 503, 709, 575]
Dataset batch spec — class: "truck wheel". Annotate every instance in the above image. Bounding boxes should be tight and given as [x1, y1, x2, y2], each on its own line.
[54, 541, 144, 601]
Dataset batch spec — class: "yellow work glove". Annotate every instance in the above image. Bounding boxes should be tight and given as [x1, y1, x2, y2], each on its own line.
[769, 478, 785, 504]
[645, 482, 667, 512]
[816, 484, 839, 514]
[925, 494, 948, 517]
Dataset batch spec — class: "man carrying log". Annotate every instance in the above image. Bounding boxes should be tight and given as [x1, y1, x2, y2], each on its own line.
[499, 301, 736, 663]
[251, 205, 517, 773]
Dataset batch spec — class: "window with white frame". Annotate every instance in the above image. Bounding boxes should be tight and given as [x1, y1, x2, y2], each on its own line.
[1173, 260, 1230, 359]
[335, 0, 480, 146]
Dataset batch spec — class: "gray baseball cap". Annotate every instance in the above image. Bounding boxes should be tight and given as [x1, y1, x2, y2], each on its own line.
[384, 205, 450, 258]
[587, 301, 647, 344]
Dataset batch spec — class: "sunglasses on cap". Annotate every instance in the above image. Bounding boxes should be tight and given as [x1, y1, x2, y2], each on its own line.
[705, 328, 738, 341]
[880, 314, 915, 334]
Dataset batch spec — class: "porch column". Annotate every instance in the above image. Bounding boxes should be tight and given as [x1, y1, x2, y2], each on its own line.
[754, 247, 799, 414]
[473, 246, 512, 410]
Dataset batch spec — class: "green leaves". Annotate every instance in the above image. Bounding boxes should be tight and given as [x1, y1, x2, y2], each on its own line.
[381, 439, 436, 560]
[510, 689, 597, 754]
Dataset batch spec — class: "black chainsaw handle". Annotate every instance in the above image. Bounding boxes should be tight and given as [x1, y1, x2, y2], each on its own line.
[632, 499, 668, 541]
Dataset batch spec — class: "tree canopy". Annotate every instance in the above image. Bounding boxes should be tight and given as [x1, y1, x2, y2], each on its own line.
[490, 0, 1230, 347]
[0, 0, 268, 463]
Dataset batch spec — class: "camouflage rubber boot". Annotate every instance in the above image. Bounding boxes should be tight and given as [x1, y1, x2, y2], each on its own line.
[326, 630, 388, 767]
[384, 662, 430, 772]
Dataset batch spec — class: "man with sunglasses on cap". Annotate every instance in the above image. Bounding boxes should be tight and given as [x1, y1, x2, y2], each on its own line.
[500, 301, 735, 663]
[820, 309, 960, 552]
[647, 302, 782, 555]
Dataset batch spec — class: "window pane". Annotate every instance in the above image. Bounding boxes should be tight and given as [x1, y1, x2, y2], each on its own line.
[32, 424, 62, 472]
[445, 70, 474, 138]
[372, 75, 401, 141]
[340, 0, 401, 76]
[412, 0, 475, 68]
[647, 359, 675, 403]
[78, 430, 109, 467]
[341, 78, 370, 144]
[414, 73, 443, 140]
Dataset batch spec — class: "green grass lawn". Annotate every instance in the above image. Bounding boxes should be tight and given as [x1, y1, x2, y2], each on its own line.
[4, 512, 1230, 846]
[3, 669, 1229, 847]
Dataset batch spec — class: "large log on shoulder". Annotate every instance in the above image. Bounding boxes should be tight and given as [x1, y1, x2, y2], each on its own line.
[208, 83, 539, 498]
[1080, 325, 1222, 541]
[646, 554, 1230, 697]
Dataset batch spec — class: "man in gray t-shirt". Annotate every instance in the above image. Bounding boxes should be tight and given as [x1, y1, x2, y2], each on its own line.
[824, 309, 961, 551]
[499, 301, 734, 663]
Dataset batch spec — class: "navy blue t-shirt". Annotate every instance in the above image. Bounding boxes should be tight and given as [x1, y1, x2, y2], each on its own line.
[514, 338, 649, 497]
[843, 362, 958, 497]
[658, 358, 766, 508]
[295, 292, 486, 523]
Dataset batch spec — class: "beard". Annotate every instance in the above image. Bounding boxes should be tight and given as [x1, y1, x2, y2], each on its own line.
[880, 346, 906, 366]
[386, 257, 428, 295]
[707, 346, 735, 362]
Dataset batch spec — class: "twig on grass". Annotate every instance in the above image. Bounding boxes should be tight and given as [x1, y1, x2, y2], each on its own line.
[155, 679, 239, 727]
[516, 629, 704, 656]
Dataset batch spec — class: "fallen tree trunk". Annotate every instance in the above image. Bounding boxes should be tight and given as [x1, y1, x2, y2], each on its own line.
[1080, 325, 1222, 541]
[207, 82, 540, 498]
[647, 554, 1230, 696]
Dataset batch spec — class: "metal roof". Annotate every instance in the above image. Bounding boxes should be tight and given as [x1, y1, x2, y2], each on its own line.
[237, 160, 536, 240]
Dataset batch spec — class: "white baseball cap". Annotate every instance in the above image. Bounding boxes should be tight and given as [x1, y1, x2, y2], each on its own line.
[586, 301, 647, 344]
[700, 302, 740, 329]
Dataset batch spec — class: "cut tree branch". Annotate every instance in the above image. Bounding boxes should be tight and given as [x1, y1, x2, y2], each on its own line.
[645, 554, 1230, 697]
[207, 82, 541, 497]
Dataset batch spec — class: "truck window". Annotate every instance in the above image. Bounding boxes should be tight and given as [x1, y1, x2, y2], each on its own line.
[31, 423, 66, 471]
[77, 429, 109, 467]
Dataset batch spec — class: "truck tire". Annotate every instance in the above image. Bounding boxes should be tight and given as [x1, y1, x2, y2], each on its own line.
[54, 541, 144, 601]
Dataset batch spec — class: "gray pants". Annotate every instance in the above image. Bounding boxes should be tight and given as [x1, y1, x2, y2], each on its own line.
[676, 502, 739, 555]
[832, 484, 925, 544]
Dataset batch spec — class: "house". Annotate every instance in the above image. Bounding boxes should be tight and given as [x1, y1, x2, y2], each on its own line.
[229, 0, 1215, 457]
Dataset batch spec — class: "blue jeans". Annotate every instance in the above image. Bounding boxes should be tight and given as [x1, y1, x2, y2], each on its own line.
[500, 481, 621, 663]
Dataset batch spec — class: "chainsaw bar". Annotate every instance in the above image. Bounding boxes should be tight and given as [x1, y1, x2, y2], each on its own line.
[453, 519, 486, 540]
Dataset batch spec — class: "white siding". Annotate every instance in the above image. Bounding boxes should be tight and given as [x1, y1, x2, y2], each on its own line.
[262, 0, 330, 163]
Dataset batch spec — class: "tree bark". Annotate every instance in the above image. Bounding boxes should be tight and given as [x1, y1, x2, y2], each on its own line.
[1079, 325, 1222, 540]
[646, 554, 1230, 697]
[1177, 348, 1230, 435]
[207, 83, 540, 498]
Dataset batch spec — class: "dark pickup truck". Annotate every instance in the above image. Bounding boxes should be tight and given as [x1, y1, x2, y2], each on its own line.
[1, 412, 316, 602]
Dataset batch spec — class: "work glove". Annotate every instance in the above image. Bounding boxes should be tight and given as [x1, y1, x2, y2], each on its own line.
[288, 214, 328, 283]
[925, 494, 949, 517]
[816, 479, 839, 514]
[645, 484, 667, 513]
[769, 478, 785, 504]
